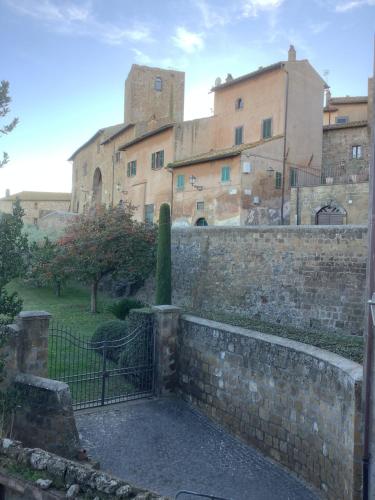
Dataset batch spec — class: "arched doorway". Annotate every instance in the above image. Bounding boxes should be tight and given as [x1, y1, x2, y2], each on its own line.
[92, 168, 103, 209]
[316, 205, 346, 225]
[195, 217, 208, 226]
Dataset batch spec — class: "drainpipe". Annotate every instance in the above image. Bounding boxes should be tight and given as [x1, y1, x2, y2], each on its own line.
[363, 38, 375, 500]
[281, 65, 289, 225]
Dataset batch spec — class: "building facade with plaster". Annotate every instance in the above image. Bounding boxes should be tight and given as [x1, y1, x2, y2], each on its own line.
[0, 191, 71, 226]
[69, 46, 326, 226]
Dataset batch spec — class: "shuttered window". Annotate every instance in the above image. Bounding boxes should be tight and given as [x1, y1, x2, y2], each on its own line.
[262, 118, 272, 139]
[177, 175, 185, 190]
[151, 150, 164, 169]
[221, 166, 231, 182]
[275, 172, 282, 189]
[127, 160, 137, 177]
[235, 126, 243, 145]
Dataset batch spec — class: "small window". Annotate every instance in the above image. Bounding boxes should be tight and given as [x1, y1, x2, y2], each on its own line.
[97, 142, 100, 153]
[83, 162, 88, 176]
[221, 166, 231, 182]
[151, 150, 164, 169]
[352, 145, 363, 159]
[262, 118, 272, 139]
[115, 152, 121, 163]
[154, 77, 162, 91]
[290, 168, 298, 187]
[235, 98, 244, 110]
[196, 201, 204, 210]
[275, 172, 282, 189]
[335, 116, 348, 124]
[235, 126, 243, 145]
[127, 160, 137, 177]
[176, 174, 185, 190]
[144, 204, 154, 224]
[34, 202, 38, 209]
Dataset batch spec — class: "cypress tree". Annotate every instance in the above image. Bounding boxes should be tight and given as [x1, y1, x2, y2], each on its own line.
[155, 203, 172, 305]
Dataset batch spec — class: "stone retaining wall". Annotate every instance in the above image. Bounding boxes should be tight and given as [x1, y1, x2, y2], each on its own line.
[171, 225, 367, 336]
[177, 315, 363, 500]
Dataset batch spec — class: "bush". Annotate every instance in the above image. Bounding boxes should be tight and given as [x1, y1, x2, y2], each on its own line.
[91, 320, 128, 362]
[107, 298, 144, 320]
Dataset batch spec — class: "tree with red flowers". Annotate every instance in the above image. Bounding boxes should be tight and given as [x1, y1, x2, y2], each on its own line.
[57, 204, 156, 313]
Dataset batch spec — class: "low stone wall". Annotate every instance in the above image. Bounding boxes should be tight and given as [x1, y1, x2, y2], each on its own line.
[0, 438, 167, 499]
[12, 374, 80, 459]
[177, 315, 363, 500]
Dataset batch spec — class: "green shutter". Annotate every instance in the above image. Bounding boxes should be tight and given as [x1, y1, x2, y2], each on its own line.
[221, 166, 230, 182]
[290, 168, 298, 187]
[151, 153, 155, 169]
[275, 172, 282, 189]
[160, 150, 164, 167]
[127, 163, 130, 177]
[177, 174, 185, 189]
[262, 118, 272, 139]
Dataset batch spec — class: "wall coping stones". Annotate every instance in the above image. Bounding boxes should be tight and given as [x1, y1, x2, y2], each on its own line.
[181, 314, 363, 381]
[172, 224, 368, 234]
[18, 311, 51, 320]
[152, 305, 182, 313]
[14, 373, 70, 393]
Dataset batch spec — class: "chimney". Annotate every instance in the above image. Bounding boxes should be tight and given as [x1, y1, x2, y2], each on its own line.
[288, 45, 296, 62]
[5, 189, 10, 198]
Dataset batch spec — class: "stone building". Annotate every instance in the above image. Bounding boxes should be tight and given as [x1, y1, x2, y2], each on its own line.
[290, 80, 372, 225]
[69, 46, 326, 226]
[0, 191, 71, 225]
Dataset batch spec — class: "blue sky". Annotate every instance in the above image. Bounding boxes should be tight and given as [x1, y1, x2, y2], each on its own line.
[0, 0, 373, 195]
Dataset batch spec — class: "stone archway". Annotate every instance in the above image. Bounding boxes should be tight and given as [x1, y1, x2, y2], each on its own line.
[92, 168, 103, 209]
[313, 203, 346, 225]
[195, 217, 208, 226]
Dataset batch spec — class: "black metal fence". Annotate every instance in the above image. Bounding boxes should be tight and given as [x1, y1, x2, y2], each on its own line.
[289, 165, 369, 188]
[48, 321, 155, 410]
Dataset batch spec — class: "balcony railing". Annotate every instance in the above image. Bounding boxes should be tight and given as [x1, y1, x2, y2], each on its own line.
[290, 164, 369, 188]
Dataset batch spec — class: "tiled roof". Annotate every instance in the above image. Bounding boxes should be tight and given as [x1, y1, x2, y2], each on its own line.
[0, 191, 71, 202]
[323, 120, 368, 131]
[68, 123, 126, 160]
[118, 124, 174, 150]
[168, 135, 283, 168]
[329, 96, 368, 105]
[211, 62, 283, 92]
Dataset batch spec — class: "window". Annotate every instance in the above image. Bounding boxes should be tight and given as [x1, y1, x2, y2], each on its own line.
[176, 174, 185, 190]
[144, 204, 154, 224]
[33, 218, 38, 226]
[335, 116, 348, 124]
[127, 160, 137, 177]
[115, 152, 121, 163]
[195, 217, 208, 226]
[97, 142, 100, 153]
[290, 168, 298, 187]
[235, 98, 244, 110]
[83, 162, 88, 176]
[221, 166, 231, 182]
[275, 172, 282, 189]
[196, 201, 204, 210]
[262, 118, 272, 139]
[235, 126, 243, 145]
[154, 77, 162, 91]
[34, 202, 38, 209]
[151, 150, 164, 169]
[352, 145, 363, 159]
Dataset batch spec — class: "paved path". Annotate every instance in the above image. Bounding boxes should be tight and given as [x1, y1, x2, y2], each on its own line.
[76, 398, 319, 500]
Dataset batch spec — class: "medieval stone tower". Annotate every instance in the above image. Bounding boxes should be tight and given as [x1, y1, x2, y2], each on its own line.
[124, 64, 185, 126]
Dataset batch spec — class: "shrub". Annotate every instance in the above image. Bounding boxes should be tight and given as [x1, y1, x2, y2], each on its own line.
[107, 298, 144, 320]
[91, 320, 128, 362]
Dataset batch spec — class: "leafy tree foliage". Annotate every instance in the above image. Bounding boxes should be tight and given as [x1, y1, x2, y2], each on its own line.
[155, 203, 171, 305]
[26, 237, 68, 296]
[57, 204, 157, 313]
[0, 200, 28, 322]
[0, 80, 18, 168]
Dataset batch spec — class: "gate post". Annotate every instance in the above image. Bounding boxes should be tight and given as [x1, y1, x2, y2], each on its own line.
[15, 311, 51, 377]
[152, 305, 181, 396]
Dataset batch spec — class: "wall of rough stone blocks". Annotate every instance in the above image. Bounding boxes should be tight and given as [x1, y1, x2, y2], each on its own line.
[177, 315, 363, 500]
[170, 225, 368, 336]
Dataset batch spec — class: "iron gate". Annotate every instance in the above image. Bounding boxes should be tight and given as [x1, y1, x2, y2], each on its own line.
[48, 321, 155, 410]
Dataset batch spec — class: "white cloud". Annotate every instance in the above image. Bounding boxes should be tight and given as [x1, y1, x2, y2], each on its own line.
[194, 0, 231, 28]
[5, 0, 153, 45]
[172, 27, 204, 53]
[184, 82, 214, 120]
[335, 0, 375, 11]
[131, 49, 152, 65]
[242, 0, 284, 17]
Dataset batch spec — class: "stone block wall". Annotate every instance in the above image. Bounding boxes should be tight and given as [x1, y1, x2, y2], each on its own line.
[171, 225, 367, 335]
[177, 315, 363, 500]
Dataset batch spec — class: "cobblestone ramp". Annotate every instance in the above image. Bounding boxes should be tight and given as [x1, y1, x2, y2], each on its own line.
[75, 398, 319, 500]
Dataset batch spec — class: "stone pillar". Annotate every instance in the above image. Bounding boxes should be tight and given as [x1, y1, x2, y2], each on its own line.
[15, 311, 51, 377]
[152, 305, 180, 396]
